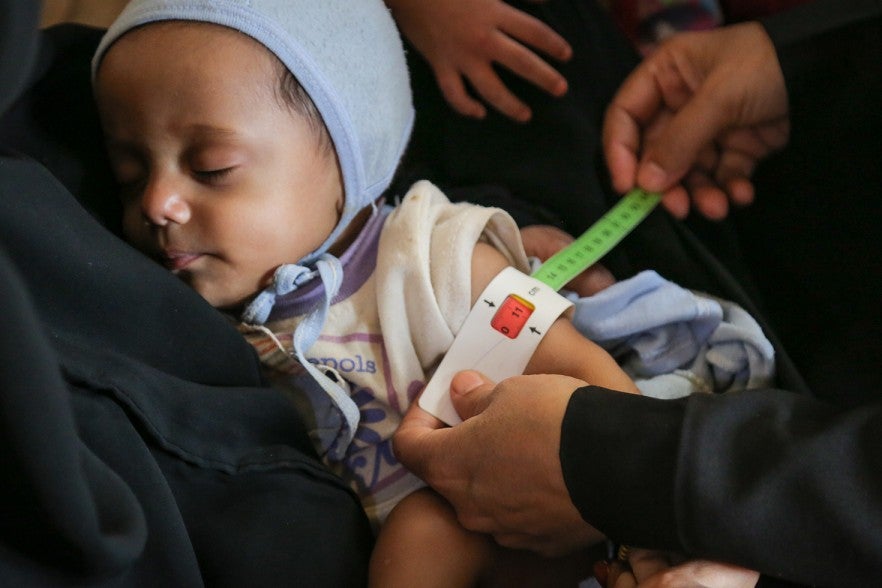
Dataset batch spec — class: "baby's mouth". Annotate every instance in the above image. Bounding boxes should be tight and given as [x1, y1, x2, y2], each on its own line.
[161, 250, 202, 272]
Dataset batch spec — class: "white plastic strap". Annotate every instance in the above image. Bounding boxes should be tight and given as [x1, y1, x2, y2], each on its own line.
[419, 266, 573, 425]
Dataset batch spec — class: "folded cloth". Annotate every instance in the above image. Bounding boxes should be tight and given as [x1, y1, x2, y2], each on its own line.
[568, 270, 775, 398]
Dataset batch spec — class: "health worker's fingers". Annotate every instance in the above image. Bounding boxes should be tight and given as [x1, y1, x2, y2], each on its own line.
[725, 177, 755, 207]
[635, 82, 732, 193]
[659, 183, 691, 219]
[449, 370, 498, 420]
[392, 397, 453, 481]
[684, 168, 731, 220]
[602, 55, 668, 193]
[603, 100, 645, 194]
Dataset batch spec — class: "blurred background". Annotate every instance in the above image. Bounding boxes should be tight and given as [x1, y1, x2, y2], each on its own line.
[40, 0, 127, 28]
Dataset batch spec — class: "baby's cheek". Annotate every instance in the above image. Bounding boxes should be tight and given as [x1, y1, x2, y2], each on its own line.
[120, 209, 146, 247]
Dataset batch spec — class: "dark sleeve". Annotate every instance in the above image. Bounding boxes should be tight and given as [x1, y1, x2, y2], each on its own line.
[761, 0, 882, 137]
[560, 386, 882, 586]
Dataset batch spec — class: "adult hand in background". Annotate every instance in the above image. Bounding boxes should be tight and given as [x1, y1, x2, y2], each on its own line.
[607, 549, 760, 587]
[603, 22, 790, 220]
[394, 370, 604, 556]
[385, 0, 571, 122]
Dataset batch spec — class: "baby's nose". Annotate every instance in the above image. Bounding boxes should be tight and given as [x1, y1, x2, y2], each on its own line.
[141, 176, 191, 226]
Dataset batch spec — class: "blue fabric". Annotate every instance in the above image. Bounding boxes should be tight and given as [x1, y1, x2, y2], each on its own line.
[568, 270, 775, 398]
[243, 263, 322, 325]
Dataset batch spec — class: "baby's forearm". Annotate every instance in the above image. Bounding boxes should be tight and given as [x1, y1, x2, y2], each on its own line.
[526, 317, 639, 395]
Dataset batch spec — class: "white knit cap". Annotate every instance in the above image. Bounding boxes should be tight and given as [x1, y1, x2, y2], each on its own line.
[92, 0, 414, 264]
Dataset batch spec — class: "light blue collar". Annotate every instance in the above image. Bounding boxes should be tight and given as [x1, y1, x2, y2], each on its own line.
[241, 253, 358, 460]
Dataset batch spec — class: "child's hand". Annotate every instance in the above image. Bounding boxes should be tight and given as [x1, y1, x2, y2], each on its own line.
[520, 224, 615, 296]
[606, 548, 760, 587]
[385, 0, 571, 122]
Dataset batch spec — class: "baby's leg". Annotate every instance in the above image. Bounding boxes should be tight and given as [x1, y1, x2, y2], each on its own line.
[369, 488, 494, 587]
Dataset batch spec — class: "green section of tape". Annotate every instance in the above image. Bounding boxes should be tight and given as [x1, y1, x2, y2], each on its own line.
[531, 189, 661, 291]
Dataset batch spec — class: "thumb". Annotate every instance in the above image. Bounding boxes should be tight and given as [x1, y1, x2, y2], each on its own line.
[637, 84, 731, 192]
[450, 370, 497, 420]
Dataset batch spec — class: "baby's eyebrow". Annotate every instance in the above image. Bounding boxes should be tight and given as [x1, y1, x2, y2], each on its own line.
[185, 124, 240, 139]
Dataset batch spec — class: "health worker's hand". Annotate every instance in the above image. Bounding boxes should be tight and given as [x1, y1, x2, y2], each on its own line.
[394, 370, 604, 556]
[385, 0, 571, 122]
[603, 22, 790, 220]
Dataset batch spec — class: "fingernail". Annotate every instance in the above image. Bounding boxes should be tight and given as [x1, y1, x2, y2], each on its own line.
[553, 78, 568, 96]
[515, 108, 532, 123]
[561, 45, 573, 61]
[639, 161, 667, 191]
[451, 370, 485, 396]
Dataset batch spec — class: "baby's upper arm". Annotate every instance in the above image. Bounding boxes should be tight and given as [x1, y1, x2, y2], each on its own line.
[469, 241, 513, 304]
[470, 241, 639, 394]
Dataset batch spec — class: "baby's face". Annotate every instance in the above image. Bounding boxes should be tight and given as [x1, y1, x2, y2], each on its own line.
[95, 22, 343, 310]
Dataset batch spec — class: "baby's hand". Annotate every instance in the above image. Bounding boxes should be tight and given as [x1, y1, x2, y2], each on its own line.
[520, 224, 615, 296]
[385, 0, 571, 122]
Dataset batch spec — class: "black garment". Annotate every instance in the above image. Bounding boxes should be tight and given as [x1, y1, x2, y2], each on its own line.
[560, 2, 882, 586]
[731, 0, 882, 401]
[0, 13, 372, 588]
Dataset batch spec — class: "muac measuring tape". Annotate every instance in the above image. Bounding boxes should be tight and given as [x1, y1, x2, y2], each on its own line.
[419, 188, 661, 425]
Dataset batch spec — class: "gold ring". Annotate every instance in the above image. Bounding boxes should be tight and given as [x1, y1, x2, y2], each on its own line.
[616, 544, 631, 562]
